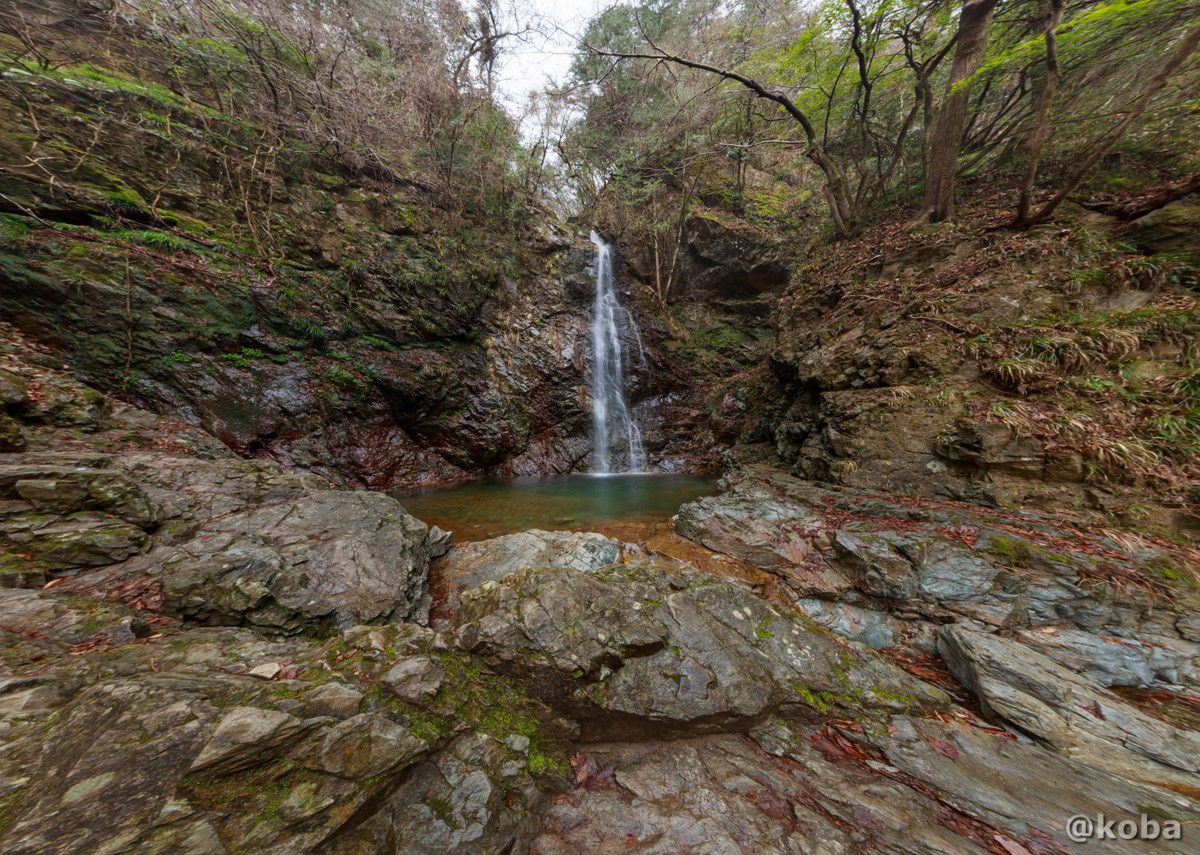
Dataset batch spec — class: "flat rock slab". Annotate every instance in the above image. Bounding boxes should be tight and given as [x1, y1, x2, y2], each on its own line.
[429, 529, 622, 624]
[940, 624, 1200, 795]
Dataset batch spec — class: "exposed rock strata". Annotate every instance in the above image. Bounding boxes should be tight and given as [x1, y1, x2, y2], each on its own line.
[2, 334, 1200, 855]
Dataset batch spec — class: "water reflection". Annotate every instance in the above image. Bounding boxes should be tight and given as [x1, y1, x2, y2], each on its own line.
[392, 474, 715, 543]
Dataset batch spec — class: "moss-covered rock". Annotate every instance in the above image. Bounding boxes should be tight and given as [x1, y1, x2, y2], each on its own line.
[454, 562, 947, 738]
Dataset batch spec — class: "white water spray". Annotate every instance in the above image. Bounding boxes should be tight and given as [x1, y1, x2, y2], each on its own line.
[589, 231, 647, 474]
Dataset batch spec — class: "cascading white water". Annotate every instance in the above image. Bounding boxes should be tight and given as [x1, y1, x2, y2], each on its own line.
[589, 230, 647, 474]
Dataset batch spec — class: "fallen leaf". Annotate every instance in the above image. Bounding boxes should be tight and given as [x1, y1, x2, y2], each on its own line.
[927, 737, 959, 759]
[994, 834, 1032, 855]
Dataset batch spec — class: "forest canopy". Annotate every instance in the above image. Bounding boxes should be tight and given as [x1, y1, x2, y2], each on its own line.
[3, 0, 1198, 253]
[557, 0, 1200, 252]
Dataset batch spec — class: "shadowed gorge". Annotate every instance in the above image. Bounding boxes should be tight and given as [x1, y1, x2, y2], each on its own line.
[1, 0, 1199, 852]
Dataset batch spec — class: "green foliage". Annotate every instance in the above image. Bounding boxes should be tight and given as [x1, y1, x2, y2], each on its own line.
[99, 188, 149, 215]
[666, 322, 748, 369]
[324, 363, 369, 391]
[117, 229, 195, 253]
[0, 214, 33, 247]
[561, 0, 1200, 240]
[355, 334, 396, 351]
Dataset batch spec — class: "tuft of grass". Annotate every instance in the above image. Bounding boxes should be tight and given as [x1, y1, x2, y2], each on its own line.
[0, 213, 33, 247]
[117, 229, 195, 253]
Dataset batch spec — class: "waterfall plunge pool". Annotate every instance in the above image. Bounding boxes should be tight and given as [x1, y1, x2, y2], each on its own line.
[391, 235, 707, 545]
[392, 474, 716, 543]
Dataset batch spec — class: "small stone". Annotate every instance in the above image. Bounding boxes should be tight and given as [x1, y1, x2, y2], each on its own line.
[504, 734, 530, 753]
[190, 706, 311, 775]
[303, 682, 363, 717]
[427, 525, 453, 557]
[248, 663, 282, 680]
[381, 655, 445, 703]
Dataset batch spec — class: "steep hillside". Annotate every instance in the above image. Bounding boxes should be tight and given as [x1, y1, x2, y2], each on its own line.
[0, 0, 734, 485]
[770, 196, 1200, 537]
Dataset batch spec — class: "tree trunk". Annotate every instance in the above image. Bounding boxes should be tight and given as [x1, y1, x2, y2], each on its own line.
[590, 45, 859, 232]
[1022, 20, 1200, 226]
[1013, 0, 1063, 225]
[1080, 170, 1200, 220]
[920, 0, 1001, 223]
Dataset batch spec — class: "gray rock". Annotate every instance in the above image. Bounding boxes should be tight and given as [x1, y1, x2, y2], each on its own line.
[208, 490, 435, 626]
[303, 682, 363, 717]
[300, 713, 427, 779]
[85, 490, 438, 633]
[327, 730, 555, 855]
[827, 529, 920, 600]
[0, 410, 25, 452]
[0, 683, 69, 718]
[113, 454, 329, 522]
[1014, 625, 1198, 688]
[1, 512, 148, 573]
[383, 655, 446, 703]
[939, 625, 1200, 793]
[846, 715, 1200, 855]
[791, 598, 907, 650]
[915, 540, 999, 600]
[674, 493, 825, 574]
[0, 465, 164, 527]
[0, 678, 217, 855]
[1179, 611, 1200, 643]
[342, 622, 439, 656]
[678, 466, 1186, 647]
[532, 713, 1200, 855]
[0, 368, 28, 406]
[247, 662, 281, 680]
[0, 587, 148, 646]
[427, 525, 453, 557]
[430, 529, 622, 623]
[456, 563, 946, 738]
[189, 706, 312, 775]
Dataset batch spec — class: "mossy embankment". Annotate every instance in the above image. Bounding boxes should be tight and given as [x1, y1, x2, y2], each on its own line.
[0, 22, 605, 487]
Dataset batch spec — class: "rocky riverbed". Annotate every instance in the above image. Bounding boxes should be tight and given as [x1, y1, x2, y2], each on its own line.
[2, 321, 1199, 854]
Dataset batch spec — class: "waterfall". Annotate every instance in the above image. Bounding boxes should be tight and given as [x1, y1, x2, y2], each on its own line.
[589, 230, 647, 474]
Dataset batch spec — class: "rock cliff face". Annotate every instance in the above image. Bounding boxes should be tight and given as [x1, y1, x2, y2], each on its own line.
[0, 1, 727, 487]
[608, 189, 1200, 536]
[2, 325, 1199, 854]
[765, 205, 1200, 536]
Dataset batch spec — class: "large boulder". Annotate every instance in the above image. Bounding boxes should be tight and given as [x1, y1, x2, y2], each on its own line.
[429, 529, 622, 624]
[674, 493, 826, 575]
[455, 563, 946, 738]
[532, 712, 1200, 855]
[675, 466, 1199, 652]
[75, 490, 444, 633]
[0, 611, 570, 855]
